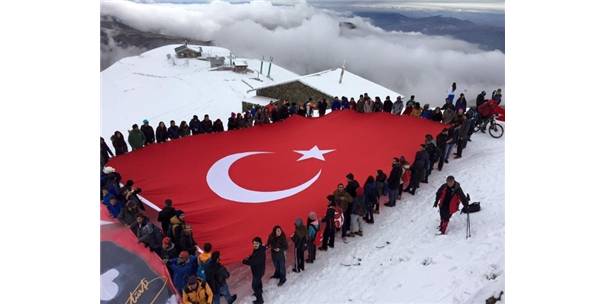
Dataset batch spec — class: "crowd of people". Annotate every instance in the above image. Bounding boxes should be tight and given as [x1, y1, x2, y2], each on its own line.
[100, 83, 502, 304]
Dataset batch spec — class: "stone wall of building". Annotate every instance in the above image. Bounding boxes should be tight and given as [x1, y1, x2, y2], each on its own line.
[256, 81, 333, 105]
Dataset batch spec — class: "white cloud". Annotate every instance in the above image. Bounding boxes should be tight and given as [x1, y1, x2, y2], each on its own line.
[101, 0, 504, 104]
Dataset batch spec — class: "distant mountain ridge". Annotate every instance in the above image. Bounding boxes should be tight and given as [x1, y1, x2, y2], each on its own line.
[354, 11, 504, 52]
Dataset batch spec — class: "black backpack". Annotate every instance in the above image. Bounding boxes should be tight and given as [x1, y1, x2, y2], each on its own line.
[462, 202, 481, 213]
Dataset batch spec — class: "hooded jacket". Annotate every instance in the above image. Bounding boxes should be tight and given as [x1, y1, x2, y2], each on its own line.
[182, 278, 213, 304]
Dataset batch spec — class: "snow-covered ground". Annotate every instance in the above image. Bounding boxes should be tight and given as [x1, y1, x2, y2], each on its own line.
[232, 132, 504, 304]
[101, 44, 298, 143]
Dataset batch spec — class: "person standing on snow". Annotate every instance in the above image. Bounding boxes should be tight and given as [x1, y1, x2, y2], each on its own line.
[306, 212, 319, 263]
[407, 145, 429, 195]
[291, 218, 308, 273]
[206, 251, 237, 304]
[343, 174, 359, 238]
[127, 124, 145, 150]
[433, 176, 469, 235]
[110, 131, 128, 155]
[385, 158, 402, 207]
[392, 96, 404, 115]
[363, 176, 378, 223]
[141, 119, 155, 145]
[319, 195, 337, 251]
[155, 121, 168, 143]
[242, 237, 266, 304]
[267, 225, 288, 286]
[100, 137, 114, 167]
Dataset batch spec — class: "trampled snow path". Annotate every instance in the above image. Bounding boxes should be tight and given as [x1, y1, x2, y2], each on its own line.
[235, 132, 504, 304]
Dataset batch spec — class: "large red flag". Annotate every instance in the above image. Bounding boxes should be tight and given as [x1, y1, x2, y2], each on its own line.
[108, 111, 444, 264]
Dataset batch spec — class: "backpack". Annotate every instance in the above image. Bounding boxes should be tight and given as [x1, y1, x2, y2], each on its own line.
[462, 202, 481, 213]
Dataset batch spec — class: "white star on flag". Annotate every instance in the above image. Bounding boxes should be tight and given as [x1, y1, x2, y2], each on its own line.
[294, 145, 335, 161]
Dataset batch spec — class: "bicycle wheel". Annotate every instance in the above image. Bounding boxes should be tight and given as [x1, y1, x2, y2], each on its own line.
[489, 123, 504, 138]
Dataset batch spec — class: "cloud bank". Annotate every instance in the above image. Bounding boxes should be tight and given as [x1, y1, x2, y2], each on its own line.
[101, 0, 504, 104]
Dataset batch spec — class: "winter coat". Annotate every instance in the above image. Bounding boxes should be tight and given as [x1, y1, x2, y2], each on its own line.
[160, 243, 178, 261]
[410, 108, 422, 117]
[459, 119, 472, 141]
[425, 141, 440, 162]
[110, 133, 128, 155]
[431, 111, 443, 122]
[435, 182, 468, 215]
[201, 120, 213, 133]
[101, 140, 114, 163]
[168, 126, 180, 140]
[442, 109, 455, 124]
[212, 120, 224, 132]
[345, 180, 360, 198]
[363, 101, 373, 113]
[179, 126, 191, 137]
[413, 150, 430, 171]
[436, 133, 448, 150]
[117, 205, 139, 226]
[157, 206, 176, 234]
[392, 100, 404, 115]
[307, 219, 320, 241]
[137, 222, 163, 251]
[292, 223, 308, 249]
[227, 117, 237, 130]
[242, 245, 266, 278]
[197, 252, 212, 280]
[421, 109, 433, 119]
[373, 100, 383, 112]
[141, 124, 155, 144]
[455, 97, 467, 112]
[318, 100, 328, 115]
[156, 126, 168, 143]
[182, 278, 213, 304]
[364, 181, 378, 204]
[267, 233, 288, 258]
[189, 118, 201, 135]
[169, 215, 185, 241]
[356, 99, 365, 112]
[333, 190, 353, 211]
[383, 99, 393, 113]
[387, 164, 403, 189]
[352, 198, 366, 216]
[168, 255, 197, 291]
[331, 99, 341, 111]
[478, 100, 500, 118]
[105, 201, 123, 218]
[205, 260, 230, 293]
[178, 233, 197, 255]
[128, 129, 145, 150]
[322, 205, 336, 229]
[476, 94, 486, 107]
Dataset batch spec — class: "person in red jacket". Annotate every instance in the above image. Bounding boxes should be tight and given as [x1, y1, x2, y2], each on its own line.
[477, 99, 500, 132]
[433, 176, 469, 235]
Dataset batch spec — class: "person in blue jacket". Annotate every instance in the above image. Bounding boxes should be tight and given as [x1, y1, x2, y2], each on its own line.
[455, 93, 467, 113]
[167, 250, 197, 293]
[420, 104, 433, 119]
[105, 195, 124, 218]
[331, 96, 341, 111]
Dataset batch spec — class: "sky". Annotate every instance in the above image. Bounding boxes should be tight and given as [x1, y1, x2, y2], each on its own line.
[102, 0, 504, 103]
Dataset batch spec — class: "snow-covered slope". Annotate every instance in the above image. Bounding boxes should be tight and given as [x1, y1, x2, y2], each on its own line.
[101, 44, 299, 142]
[234, 133, 504, 304]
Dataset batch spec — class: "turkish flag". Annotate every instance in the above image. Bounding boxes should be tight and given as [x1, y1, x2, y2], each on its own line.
[108, 111, 444, 264]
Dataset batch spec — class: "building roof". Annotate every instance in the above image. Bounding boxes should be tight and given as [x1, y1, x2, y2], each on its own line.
[174, 44, 199, 54]
[252, 68, 403, 100]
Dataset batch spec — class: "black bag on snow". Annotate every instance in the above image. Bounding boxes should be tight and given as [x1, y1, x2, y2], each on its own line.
[462, 202, 481, 213]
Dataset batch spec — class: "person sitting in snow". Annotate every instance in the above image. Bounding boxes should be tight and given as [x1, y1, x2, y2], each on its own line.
[433, 176, 469, 235]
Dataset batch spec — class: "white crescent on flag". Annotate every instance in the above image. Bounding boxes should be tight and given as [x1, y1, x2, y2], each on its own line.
[206, 146, 334, 203]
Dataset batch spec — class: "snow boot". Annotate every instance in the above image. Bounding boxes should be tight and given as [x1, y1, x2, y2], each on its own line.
[278, 278, 286, 286]
[355, 231, 363, 236]
[228, 295, 237, 304]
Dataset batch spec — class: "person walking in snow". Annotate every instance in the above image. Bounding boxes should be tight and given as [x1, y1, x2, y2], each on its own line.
[434, 176, 469, 235]
[206, 251, 237, 304]
[306, 212, 319, 263]
[267, 225, 288, 286]
[141, 119, 155, 145]
[128, 124, 145, 150]
[110, 131, 128, 155]
[319, 195, 336, 251]
[291, 218, 308, 272]
[242, 237, 266, 304]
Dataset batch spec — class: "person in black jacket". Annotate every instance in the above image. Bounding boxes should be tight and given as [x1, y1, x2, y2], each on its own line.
[423, 135, 439, 182]
[431, 107, 443, 122]
[454, 115, 472, 159]
[318, 98, 328, 117]
[156, 121, 168, 143]
[201, 114, 213, 133]
[101, 137, 114, 167]
[110, 131, 128, 155]
[206, 251, 237, 304]
[178, 225, 197, 255]
[436, 128, 449, 171]
[160, 237, 179, 262]
[212, 119, 224, 132]
[189, 115, 201, 135]
[141, 120, 155, 145]
[383, 96, 393, 113]
[444, 124, 461, 164]
[242, 237, 266, 304]
[434, 176, 469, 234]
[476, 91, 487, 108]
[157, 199, 176, 236]
[267, 225, 288, 286]
[319, 195, 336, 251]
[407, 145, 429, 195]
[385, 158, 402, 207]
[168, 120, 180, 140]
[291, 218, 308, 273]
[375, 170, 387, 213]
[343, 173, 359, 237]
[227, 113, 237, 131]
